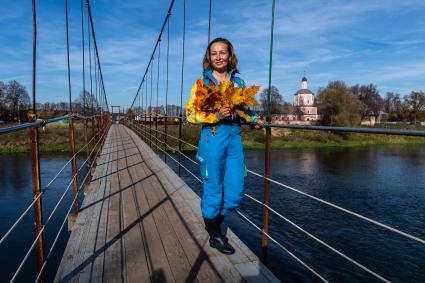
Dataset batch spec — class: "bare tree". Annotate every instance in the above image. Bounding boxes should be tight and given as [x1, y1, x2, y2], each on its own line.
[5, 80, 30, 122]
[352, 84, 383, 118]
[259, 85, 283, 114]
[404, 91, 425, 123]
[0, 81, 5, 119]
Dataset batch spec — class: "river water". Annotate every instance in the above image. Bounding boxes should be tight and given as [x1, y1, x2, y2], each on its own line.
[1, 146, 424, 282]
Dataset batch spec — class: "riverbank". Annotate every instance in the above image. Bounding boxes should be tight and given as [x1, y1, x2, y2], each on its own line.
[0, 122, 87, 154]
[1, 123, 425, 153]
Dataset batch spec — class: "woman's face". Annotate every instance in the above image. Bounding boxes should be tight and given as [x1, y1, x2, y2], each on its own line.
[210, 42, 229, 72]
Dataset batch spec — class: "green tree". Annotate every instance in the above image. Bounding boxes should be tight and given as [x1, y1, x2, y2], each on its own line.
[259, 85, 283, 114]
[317, 81, 361, 126]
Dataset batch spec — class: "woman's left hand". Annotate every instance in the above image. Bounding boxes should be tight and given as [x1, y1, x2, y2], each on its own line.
[254, 119, 264, 129]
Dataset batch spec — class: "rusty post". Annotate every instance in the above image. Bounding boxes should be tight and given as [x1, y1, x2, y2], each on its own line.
[149, 113, 152, 147]
[155, 113, 158, 151]
[29, 114, 45, 283]
[164, 115, 167, 162]
[84, 119, 91, 183]
[178, 115, 182, 176]
[261, 118, 272, 264]
[91, 116, 96, 170]
[68, 118, 79, 213]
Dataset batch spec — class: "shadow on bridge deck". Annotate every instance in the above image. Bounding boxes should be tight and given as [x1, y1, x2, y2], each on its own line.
[55, 124, 279, 283]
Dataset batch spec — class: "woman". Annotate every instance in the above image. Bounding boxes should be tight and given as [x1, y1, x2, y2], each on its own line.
[186, 38, 262, 254]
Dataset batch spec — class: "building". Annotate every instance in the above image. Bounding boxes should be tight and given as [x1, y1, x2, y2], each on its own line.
[272, 76, 322, 124]
[292, 76, 321, 121]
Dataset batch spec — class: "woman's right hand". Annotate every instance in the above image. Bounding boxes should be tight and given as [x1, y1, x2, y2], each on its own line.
[218, 104, 231, 119]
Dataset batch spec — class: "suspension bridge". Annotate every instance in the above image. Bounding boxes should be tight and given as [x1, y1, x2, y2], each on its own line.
[1, 0, 425, 282]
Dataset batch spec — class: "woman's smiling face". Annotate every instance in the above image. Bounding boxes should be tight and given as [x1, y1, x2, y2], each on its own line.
[210, 42, 229, 72]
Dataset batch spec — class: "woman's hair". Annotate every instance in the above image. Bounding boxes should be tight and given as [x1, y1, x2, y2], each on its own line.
[202, 37, 239, 73]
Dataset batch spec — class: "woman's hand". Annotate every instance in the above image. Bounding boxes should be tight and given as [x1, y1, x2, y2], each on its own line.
[254, 119, 264, 129]
[218, 104, 231, 119]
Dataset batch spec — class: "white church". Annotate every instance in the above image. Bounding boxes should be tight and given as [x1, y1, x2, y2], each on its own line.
[274, 76, 322, 124]
[293, 76, 321, 121]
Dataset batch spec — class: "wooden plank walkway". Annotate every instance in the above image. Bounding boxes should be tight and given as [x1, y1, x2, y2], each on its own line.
[55, 124, 280, 283]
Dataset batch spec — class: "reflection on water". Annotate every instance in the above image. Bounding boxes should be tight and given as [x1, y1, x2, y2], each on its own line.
[1, 145, 424, 282]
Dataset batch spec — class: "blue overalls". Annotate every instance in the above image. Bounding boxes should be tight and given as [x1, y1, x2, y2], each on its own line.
[196, 70, 248, 219]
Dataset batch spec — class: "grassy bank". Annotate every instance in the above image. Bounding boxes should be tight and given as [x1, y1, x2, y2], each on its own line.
[1, 122, 425, 154]
[131, 124, 425, 151]
[0, 122, 87, 154]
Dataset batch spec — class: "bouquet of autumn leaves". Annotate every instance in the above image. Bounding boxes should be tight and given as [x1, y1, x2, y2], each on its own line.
[193, 81, 260, 122]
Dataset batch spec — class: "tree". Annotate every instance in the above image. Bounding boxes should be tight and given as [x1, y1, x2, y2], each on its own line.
[317, 81, 362, 126]
[404, 91, 425, 123]
[5, 80, 30, 121]
[126, 108, 135, 120]
[352, 84, 383, 118]
[384, 92, 405, 121]
[0, 81, 5, 119]
[259, 85, 283, 114]
[75, 91, 98, 114]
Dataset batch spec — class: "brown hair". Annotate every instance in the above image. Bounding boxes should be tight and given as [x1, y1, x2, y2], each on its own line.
[202, 38, 239, 73]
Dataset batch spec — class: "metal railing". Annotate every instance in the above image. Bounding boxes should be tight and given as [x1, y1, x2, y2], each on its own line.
[123, 118, 425, 283]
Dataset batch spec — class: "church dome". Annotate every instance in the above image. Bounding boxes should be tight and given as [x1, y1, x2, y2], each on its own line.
[301, 76, 307, 82]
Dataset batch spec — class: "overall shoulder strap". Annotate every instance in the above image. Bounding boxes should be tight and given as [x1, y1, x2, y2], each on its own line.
[232, 76, 245, 88]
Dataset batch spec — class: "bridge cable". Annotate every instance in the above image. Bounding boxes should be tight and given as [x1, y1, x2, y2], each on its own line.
[81, 0, 86, 114]
[208, 0, 212, 44]
[87, 2, 94, 114]
[86, 0, 109, 110]
[131, 1, 175, 109]
[65, 0, 73, 112]
[156, 40, 161, 115]
[31, 0, 37, 113]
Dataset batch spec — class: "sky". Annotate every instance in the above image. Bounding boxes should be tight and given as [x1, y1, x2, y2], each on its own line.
[1, 0, 425, 111]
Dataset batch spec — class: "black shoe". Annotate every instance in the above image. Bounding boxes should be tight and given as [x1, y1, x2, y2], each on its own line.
[204, 217, 235, 255]
[218, 215, 229, 242]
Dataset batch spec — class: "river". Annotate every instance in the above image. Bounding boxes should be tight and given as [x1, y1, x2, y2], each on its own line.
[1, 146, 424, 282]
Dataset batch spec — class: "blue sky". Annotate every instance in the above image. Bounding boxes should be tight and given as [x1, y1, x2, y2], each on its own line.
[1, 0, 425, 110]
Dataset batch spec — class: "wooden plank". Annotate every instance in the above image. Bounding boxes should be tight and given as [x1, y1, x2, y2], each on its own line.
[103, 128, 124, 282]
[118, 129, 150, 283]
[141, 174, 194, 283]
[78, 129, 117, 282]
[55, 129, 114, 282]
[133, 173, 175, 282]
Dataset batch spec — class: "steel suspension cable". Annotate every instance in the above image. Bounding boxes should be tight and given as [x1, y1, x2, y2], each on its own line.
[131, 0, 175, 108]
[86, 1, 109, 110]
[208, 0, 212, 44]
[178, 0, 186, 176]
[81, 0, 86, 113]
[87, 4, 94, 114]
[156, 41, 161, 115]
[65, 0, 73, 112]
[243, 194, 391, 282]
